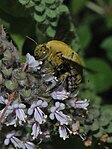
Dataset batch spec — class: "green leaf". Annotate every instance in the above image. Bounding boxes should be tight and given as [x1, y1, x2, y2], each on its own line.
[93, 128, 105, 138]
[5, 80, 18, 91]
[46, 26, 56, 37]
[77, 25, 92, 49]
[99, 116, 109, 127]
[18, 0, 30, 5]
[46, 9, 57, 18]
[56, 5, 69, 14]
[50, 21, 58, 27]
[34, 13, 45, 23]
[3, 50, 12, 59]
[70, 0, 88, 14]
[90, 120, 99, 131]
[101, 105, 112, 116]
[86, 58, 112, 93]
[45, 0, 55, 4]
[0, 73, 4, 85]
[107, 124, 112, 133]
[13, 69, 26, 80]
[10, 33, 25, 55]
[25, 1, 35, 8]
[2, 67, 12, 77]
[101, 36, 112, 61]
[35, 3, 45, 12]
[20, 89, 31, 98]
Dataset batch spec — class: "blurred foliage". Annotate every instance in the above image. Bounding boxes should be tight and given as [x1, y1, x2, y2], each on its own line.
[70, 0, 112, 97]
[0, 0, 79, 55]
[0, 0, 112, 148]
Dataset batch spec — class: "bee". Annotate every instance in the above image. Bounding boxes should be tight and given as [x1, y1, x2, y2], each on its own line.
[34, 40, 83, 93]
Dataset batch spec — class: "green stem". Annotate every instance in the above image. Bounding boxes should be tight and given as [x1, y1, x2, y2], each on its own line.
[86, 1, 105, 15]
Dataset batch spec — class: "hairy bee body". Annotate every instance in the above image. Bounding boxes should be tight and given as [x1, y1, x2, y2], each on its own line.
[34, 40, 83, 93]
[34, 40, 81, 66]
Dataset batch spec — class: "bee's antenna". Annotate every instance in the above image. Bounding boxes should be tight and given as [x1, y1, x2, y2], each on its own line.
[26, 36, 37, 45]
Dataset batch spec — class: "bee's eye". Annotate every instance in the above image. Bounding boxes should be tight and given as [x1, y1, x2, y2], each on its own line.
[34, 44, 49, 60]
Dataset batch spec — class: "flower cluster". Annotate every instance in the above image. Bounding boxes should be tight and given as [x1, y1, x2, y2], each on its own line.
[0, 28, 89, 149]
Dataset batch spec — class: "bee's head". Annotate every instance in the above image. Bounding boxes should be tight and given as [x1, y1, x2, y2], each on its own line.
[34, 44, 49, 60]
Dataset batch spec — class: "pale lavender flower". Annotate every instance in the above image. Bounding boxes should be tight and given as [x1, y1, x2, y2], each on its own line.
[0, 96, 10, 117]
[75, 99, 89, 110]
[24, 141, 36, 149]
[49, 102, 71, 125]
[0, 108, 4, 117]
[68, 98, 89, 110]
[4, 132, 23, 148]
[51, 87, 70, 100]
[68, 98, 76, 107]
[59, 125, 72, 140]
[31, 122, 42, 139]
[41, 71, 58, 91]
[6, 103, 27, 126]
[42, 72, 56, 82]
[26, 53, 42, 70]
[0, 96, 7, 104]
[28, 100, 48, 124]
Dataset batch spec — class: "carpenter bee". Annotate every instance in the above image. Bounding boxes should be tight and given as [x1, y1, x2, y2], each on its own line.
[34, 40, 83, 94]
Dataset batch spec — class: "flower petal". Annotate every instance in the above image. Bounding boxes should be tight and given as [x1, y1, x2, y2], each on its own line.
[59, 126, 69, 140]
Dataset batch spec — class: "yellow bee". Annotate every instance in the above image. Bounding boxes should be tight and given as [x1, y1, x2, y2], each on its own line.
[34, 40, 83, 92]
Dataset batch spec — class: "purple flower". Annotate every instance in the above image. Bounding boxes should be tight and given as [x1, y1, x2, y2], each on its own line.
[41, 71, 58, 91]
[59, 125, 72, 140]
[24, 141, 35, 149]
[31, 122, 42, 139]
[75, 99, 89, 110]
[26, 53, 42, 71]
[42, 72, 57, 82]
[6, 103, 27, 126]
[68, 98, 89, 110]
[0, 96, 7, 104]
[49, 102, 71, 125]
[51, 87, 70, 100]
[28, 100, 48, 124]
[4, 132, 23, 148]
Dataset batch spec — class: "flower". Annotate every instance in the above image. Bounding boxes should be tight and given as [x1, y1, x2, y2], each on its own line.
[28, 100, 48, 124]
[75, 99, 89, 110]
[6, 103, 27, 126]
[31, 122, 42, 139]
[68, 98, 89, 110]
[41, 71, 58, 91]
[49, 102, 71, 125]
[4, 132, 23, 148]
[26, 53, 42, 71]
[0, 96, 7, 104]
[51, 87, 70, 100]
[41, 72, 56, 82]
[71, 121, 80, 135]
[24, 141, 36, 149]
[59, 125, 72, 140]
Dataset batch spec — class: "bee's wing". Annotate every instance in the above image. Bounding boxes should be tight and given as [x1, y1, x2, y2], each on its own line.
[54, 14, 78, 45]
[62, 55, 96, 74]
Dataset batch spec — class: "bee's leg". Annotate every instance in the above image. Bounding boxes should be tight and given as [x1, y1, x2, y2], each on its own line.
[49, 52, 63, 66]
[58, 72, 69, 86]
